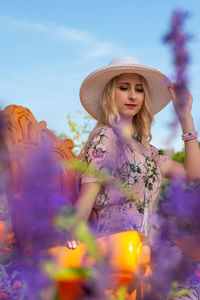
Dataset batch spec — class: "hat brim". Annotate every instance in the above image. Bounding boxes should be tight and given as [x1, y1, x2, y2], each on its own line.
[80, 64, 171, 119]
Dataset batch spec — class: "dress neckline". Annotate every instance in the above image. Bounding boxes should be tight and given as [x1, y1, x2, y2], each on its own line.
[109, 125, 149, 158]
[127, 139, 148, 158]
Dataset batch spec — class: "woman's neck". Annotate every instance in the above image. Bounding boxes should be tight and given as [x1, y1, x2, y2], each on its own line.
[115, 116, 134, 140]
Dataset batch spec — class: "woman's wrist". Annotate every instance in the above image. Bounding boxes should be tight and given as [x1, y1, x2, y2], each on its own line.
[182, 131, 198, 142]
[180, 113, 194, 133]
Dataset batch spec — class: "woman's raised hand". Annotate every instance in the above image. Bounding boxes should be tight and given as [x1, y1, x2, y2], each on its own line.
[168, 84, 193, 124]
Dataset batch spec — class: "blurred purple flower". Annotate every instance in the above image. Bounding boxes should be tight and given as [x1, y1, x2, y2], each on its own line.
[163, 10, 192, 97]
[144, 176, 200, 299]
[0, 129, 73, 298]
[9, 142, 70, 252]
[144, 238, 192, 300]
[163, 9, 193, 133]
[159, 178, 200, 238]
[0, 254, 51, 300]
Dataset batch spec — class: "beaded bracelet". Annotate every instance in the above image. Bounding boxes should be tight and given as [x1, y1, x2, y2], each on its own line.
[182, 131, 198, 141]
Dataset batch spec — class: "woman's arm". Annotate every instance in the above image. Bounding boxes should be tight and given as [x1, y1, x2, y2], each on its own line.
[74, 182, 101, 220]
[66, 182, 101, 249]
[160, 86, 200, 180]
[66, 127, 118, 248]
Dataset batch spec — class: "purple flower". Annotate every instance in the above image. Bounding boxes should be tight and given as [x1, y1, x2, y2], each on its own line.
[163, 10, 192, 85]
[0, 127, 73, 298]
[0, 254, 52, 300]
[159, 178, 200, 237]
[163, 9, 193, 131]
[8, 142, 71, 252]
[144, 176, 200, 299]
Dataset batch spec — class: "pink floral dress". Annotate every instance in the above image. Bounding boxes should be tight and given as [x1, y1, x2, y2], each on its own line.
[81, 126, 169, 235]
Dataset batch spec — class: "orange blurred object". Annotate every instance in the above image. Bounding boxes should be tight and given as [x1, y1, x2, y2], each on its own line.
[0, 221, 5, 239]
[49, 231, 152, 299]
[0, 221, 14, 253]
[0, 105, 77, 205]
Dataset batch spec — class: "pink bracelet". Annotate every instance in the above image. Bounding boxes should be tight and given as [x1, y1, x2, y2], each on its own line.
[182, 131, 198, 141]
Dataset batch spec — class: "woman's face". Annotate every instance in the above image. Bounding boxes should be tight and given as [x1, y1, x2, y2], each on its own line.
[114, 73, 145, 119]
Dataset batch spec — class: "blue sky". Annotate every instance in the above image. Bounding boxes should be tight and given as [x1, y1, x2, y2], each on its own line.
[0, 0, 200, 151]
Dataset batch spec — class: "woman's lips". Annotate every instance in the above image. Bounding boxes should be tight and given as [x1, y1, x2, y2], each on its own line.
[125, 104, 137, 108]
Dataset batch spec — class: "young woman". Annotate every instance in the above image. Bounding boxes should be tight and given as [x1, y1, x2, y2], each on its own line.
[67, 56, 200, 248]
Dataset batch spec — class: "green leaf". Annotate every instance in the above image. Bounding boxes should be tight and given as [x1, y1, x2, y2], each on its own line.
[43, 262, 94, 280]
[115, 286, 127, 300]
[166, 281, 192, 300]
[75, 221, 103, 262]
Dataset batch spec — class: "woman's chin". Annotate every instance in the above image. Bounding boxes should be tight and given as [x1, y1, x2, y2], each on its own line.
[119, 112, 136, 120]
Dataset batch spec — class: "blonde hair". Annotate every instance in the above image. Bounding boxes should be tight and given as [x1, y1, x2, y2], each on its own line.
[79, 73, 153, 159]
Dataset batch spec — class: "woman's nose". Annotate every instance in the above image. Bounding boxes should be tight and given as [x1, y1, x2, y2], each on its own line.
[128, 88, 137, 100]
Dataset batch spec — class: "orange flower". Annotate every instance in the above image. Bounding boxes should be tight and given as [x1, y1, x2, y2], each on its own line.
[0, 221, 5, 239]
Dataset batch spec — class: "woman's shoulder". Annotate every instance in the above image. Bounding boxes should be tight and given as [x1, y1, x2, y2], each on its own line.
[84, 126, 118, 167]
[92, 126, 117, 143]
[148, 144, 159, 155]
[95, 125, 116, 135]
[147, 144, 171, 166]
[148, 144, 167, 156]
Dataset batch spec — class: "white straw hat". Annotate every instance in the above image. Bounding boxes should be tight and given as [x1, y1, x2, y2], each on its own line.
[80, 56, 171, 119]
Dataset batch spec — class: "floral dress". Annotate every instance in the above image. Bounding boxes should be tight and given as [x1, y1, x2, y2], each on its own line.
[81, 126, 169, 235]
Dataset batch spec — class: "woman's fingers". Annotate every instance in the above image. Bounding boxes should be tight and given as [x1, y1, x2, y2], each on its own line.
[168, 85, 192, 107]
[168, 84, 193, 123]
[66, 240, 76, 249]
[66, 240, 80, 249]
[66, 241, 72, 249]
[71, 240, 77, 249]
[168, 86, 176, 101]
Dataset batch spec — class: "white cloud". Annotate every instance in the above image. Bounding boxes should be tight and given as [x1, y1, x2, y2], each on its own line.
[0, 15, 120, 59]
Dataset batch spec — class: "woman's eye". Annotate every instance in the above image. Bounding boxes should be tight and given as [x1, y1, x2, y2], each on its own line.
[136, 88, 144, 93]
[119, 86, 128, 91]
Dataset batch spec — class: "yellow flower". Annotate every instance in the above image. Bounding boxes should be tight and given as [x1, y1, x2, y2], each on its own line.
[73, 134, 81, 140]
[77, 110, 84, 115]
